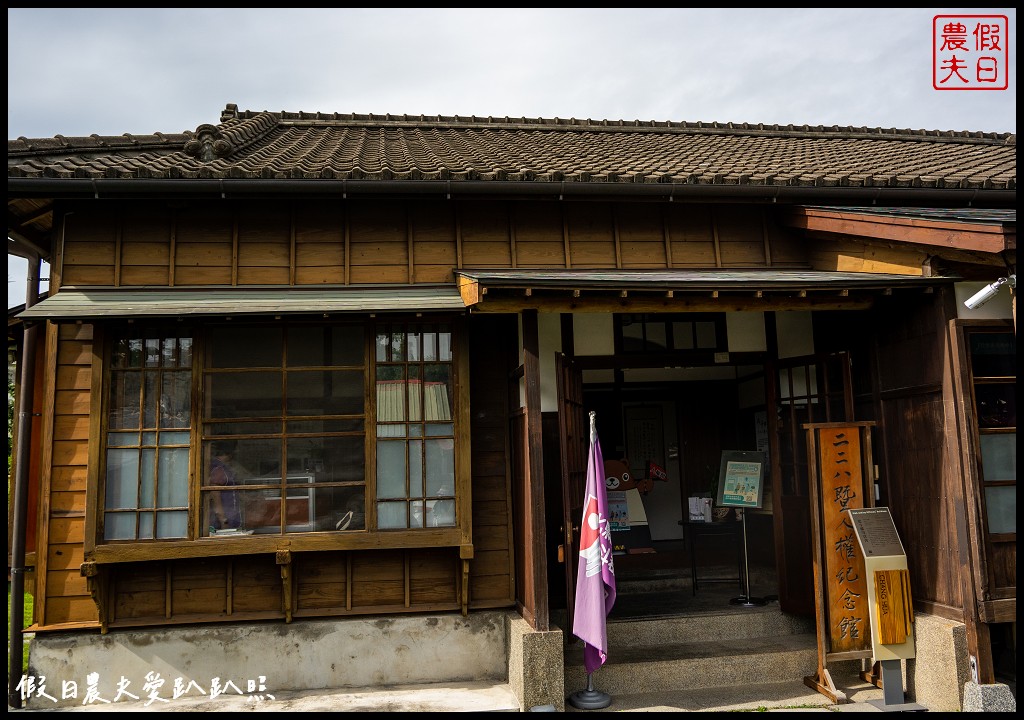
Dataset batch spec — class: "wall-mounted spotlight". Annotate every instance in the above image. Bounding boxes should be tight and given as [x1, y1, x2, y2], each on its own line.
[963, 274, 1016, 310]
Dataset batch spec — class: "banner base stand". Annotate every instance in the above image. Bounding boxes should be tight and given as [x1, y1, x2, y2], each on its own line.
[730, 595, 767, 607]
[568, 672, 612, 710]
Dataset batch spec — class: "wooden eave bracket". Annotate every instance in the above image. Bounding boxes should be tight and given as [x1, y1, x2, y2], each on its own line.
[80, 561, 109, 634]
[277, 550, 294, 623]
[457, 274, 481, 306]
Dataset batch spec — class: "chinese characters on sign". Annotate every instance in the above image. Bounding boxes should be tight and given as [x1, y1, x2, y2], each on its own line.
[16, 673, 275, 707]
[933, 15, 1009, 90]
[819, 427, 870, 654]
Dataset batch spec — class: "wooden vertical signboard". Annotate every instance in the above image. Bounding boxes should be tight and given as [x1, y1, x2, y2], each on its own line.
[803, 422, 877, 703]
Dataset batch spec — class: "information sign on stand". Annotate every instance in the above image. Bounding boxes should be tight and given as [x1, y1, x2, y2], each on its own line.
[847, 507, 926, 712]
[714, 451, 766, 607]
[802, 422, 876, 704]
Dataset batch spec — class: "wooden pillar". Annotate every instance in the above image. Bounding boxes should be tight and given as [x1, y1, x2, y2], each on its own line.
[521, 310, 550, 631]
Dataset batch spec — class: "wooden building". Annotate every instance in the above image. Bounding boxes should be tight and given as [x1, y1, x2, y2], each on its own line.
[7, 105, 1015, 708]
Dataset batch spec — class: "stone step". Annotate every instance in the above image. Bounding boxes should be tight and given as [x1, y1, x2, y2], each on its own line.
[564, 632, 818, 697]
[605, 605, 814, 645]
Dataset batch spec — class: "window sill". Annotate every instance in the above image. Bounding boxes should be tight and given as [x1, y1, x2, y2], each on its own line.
[89, 527, 467, 564]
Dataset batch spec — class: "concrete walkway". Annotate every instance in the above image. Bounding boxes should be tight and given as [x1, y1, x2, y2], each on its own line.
[11, 669, 899, 713]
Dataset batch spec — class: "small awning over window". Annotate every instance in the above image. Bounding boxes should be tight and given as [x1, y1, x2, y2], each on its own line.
[16, 285, 468, 320]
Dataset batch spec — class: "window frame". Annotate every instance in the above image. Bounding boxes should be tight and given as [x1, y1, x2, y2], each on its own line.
[85, 315, 471, 565]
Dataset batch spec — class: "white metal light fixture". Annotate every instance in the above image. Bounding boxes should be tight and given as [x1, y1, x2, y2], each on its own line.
[963, 274, 1016, 310]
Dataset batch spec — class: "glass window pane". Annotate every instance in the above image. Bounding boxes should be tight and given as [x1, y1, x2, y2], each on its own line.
[287, 418, 363, 434]
[161, 337, 178, 368]
[139, 449, 155, 508]
[160, 431, 191, 445]
[425, 423, 453, 437]
[378, 423, 407, 438]
[672, 322, 694, 350]
[423, 331, 437, 361]
[408, 365, 422, 422]
[621, 318, 644, 351]
[156, 511, 188, 539]
[438, 326, 451, 361]
[138, 512, 154, 540]
[104, 512, 137, 541]
[974, 384, 1016, 428]
[142, 431, 157, 445]
[286, 435, 364, 483]
[207, 372, 282, 418]
[425, 439, 455, 497]
[287, 370, 364, 416]
[980, 434, 1016, 481]
[407, 330, 421, 362]
[106, 449, 139, 509]
[179, 338, 193, 367]
[376, 366, 406, 421]
[207, 421, 281, 436]
[333, 488, 366, 531]
[287, 326, 327, 367]
[646, 322, 667, 351]
[234, 489, 281, 535]
[969, 332, 1016, 377]
[985, 486, 1016, 534]
[410, 499, 426, 529]
[376, 441, 407, 498]
[208, 326, 282, 368]
[143, 372, 159, 428]
[409, 440, 423, 497]
[695, 321, 717, 348]
[160, 370, 191, 428]
[377, 501, 407, 529]
[158, 448, 190, 507]
[375, 329, 390, 362]
[430, 499, 456, 527]
[107, 432, 138, 448]
[390, 331, 406, 362]
[145, 338, 161, 368]
[423, 365, 451, 421]
[109, 371, 141, 430]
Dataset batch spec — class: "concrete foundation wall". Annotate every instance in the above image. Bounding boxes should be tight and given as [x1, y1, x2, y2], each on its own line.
[906, 612, 969, 712]
[26, 612, 510, 709]
[506, 614, 564, 711]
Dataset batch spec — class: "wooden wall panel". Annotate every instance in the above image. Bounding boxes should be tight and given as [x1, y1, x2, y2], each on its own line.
[45, 596, 96, 624]
[617, 204, 667, 268]
[716, 205, 768, 266]
[46, 569, 88, 596]
[47, 543, 85, 572]
[171, 559, 228, 615]
[49, 465, 87, 493]
[62, 265, 115, 286]
[232, 557, 281, 613]
[350, 552, 405, 607]
[112, 565, 166, 620]
[567, 204, 616, 268]
[295, 554, 348, 610]
[121, 210, 173, 245]
[514, 202, 565, 268]
[176, 209, 234, 244]
[668, 204, 717, 266]
[409, 551, 458, 604]
[460, 201, 513, 267]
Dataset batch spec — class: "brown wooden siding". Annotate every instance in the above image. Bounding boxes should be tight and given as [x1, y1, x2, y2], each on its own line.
[871, 291, 963, 616]
[57, 199, 807, 290]
[39, 323, 94, 627]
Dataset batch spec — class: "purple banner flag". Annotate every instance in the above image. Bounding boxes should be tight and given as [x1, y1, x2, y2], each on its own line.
[572, 411, 617, 675]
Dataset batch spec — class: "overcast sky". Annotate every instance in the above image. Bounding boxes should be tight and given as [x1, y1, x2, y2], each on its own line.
[7, 8, 1017, 307]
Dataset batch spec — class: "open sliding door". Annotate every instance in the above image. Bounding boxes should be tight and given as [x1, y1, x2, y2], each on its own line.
[770, 351, 854, 615]
[556, 352, 587, 632]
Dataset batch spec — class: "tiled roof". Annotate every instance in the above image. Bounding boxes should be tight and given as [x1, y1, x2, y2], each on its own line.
[7, 103, 1017, 190]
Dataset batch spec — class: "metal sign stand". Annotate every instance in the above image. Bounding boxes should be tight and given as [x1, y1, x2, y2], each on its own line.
[729, 508, 766, 607]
